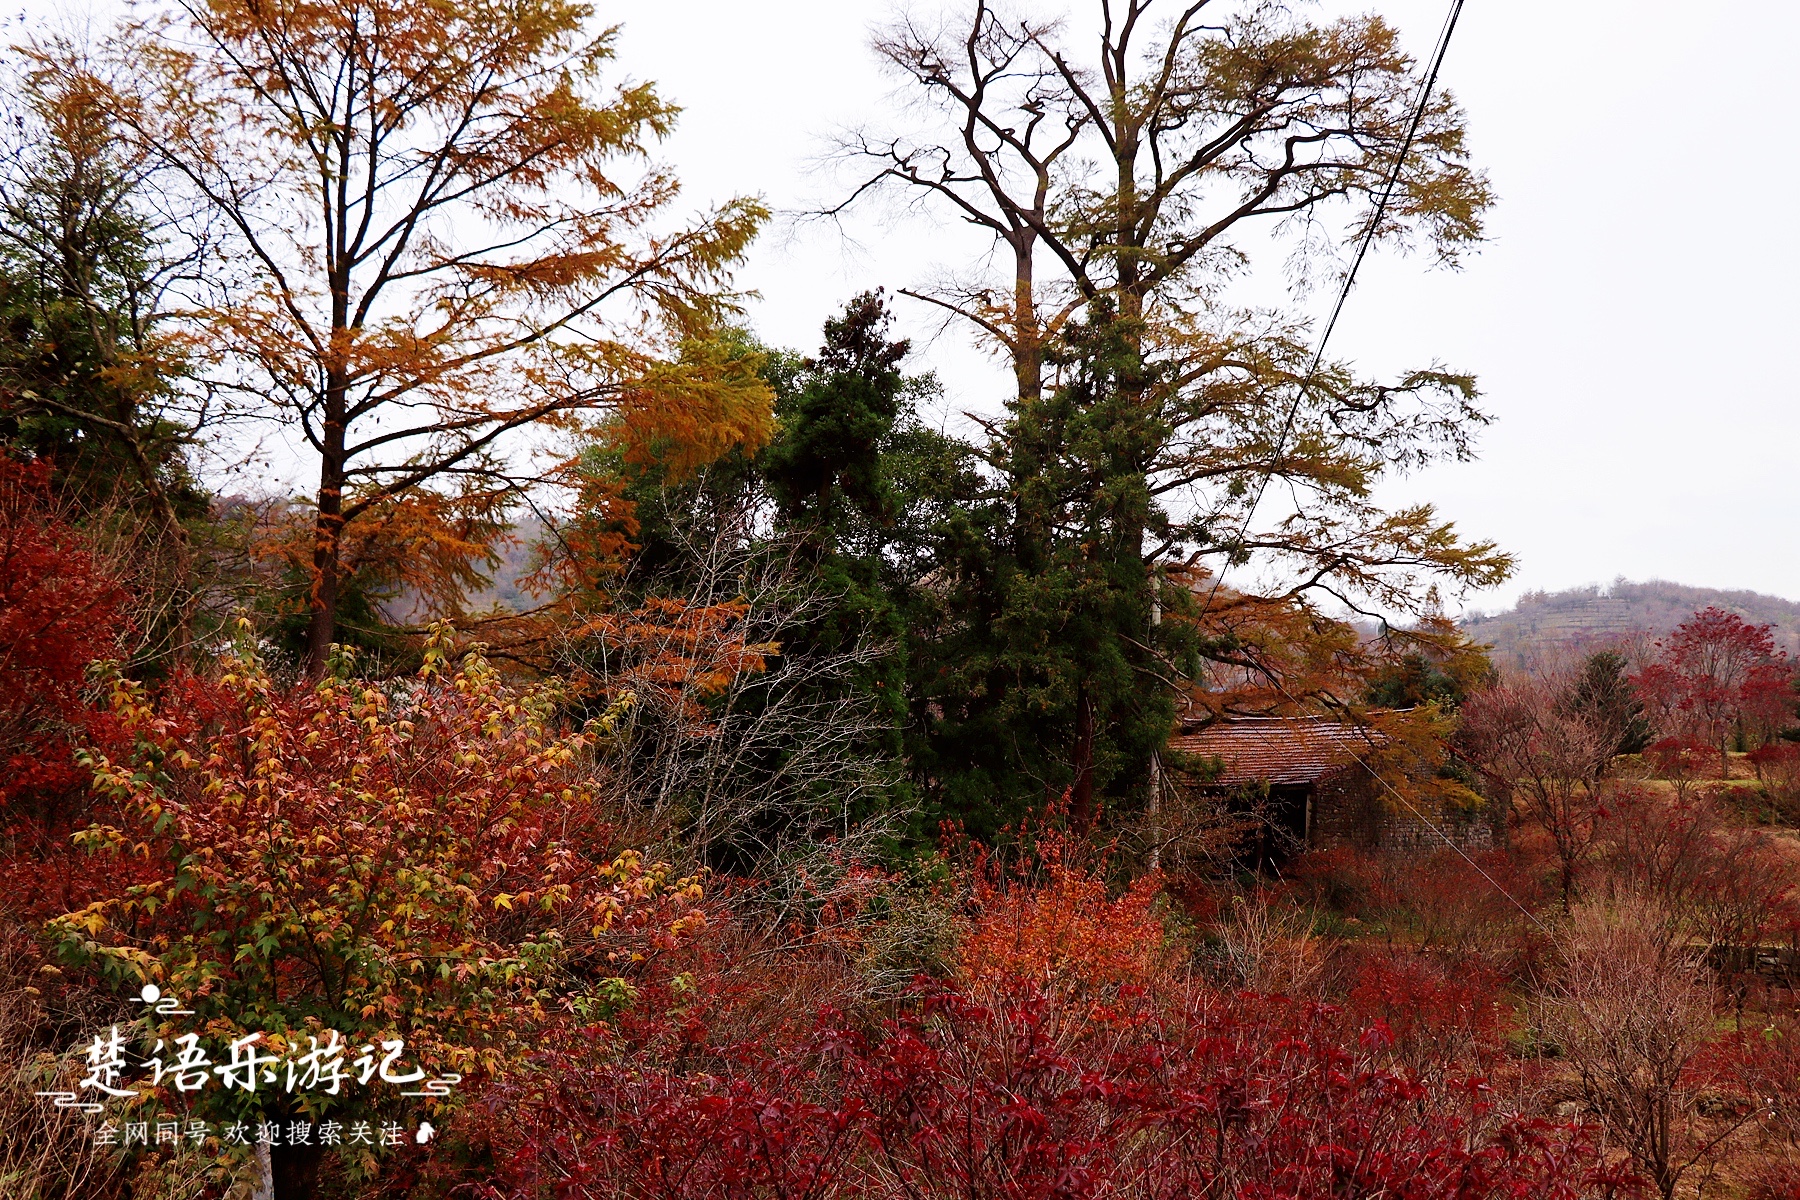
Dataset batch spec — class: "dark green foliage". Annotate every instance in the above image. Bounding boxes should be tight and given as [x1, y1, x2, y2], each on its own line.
[560, 292, 1203, 851]
[1366, 653, 1476, 710]
[904, 305, 1183, 839]
[258, 561, 420, 674]
[754, 294, 943, 808]
[0, 69, 200, 518]
[763, 294, 909, 539]
[1363, 621, 1496, 711]
[561, 294, 979, 854]
[1365, 653, 1466, 709]
[1567, 648, 1654, 758]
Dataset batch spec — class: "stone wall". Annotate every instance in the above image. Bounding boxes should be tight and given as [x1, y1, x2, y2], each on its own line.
[1307, 768, 1496, 853]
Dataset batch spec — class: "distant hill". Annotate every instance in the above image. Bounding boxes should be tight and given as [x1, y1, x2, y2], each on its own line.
[464, 516, 547, 614]
[387, 515, 547, 624]
[1460, 580, 1800, 669]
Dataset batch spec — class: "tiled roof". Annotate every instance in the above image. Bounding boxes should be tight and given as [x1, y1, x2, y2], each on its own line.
[1168, 716, 1386, 788]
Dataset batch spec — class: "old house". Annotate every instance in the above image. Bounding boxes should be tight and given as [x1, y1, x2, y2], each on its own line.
[1168, 714, 1490, 861]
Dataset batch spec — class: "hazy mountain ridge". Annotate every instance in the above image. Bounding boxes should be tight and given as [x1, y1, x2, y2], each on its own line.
[1461, 579, 1800, 668]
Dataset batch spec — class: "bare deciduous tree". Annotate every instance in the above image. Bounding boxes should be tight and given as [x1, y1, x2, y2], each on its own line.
[1460, 666, 1618, 910]
[563, 489, 904, 903]
[1534, 899, 1751, 1199]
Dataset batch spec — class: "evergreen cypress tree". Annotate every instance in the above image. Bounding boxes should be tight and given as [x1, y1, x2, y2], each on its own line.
[1568, 648, 1654, 759]
[909, 304, 1183, 838]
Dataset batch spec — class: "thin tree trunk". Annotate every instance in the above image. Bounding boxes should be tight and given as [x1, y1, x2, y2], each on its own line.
[1147, 569, 1162, 869]
[305, 374, 349, 677]
[271, 1140, 324, 1200]
[251, 1142, 273, 1200]
[306, 498, 344, 677]
[1071, 678, 1095, 834]
[1012, 232, 1042, 404]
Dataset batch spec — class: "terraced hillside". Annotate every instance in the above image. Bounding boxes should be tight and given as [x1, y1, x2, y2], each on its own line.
[1463, 579, 1800, 668]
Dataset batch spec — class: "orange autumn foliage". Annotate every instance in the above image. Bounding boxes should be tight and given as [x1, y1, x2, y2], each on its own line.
[252, 483, 517, 626]
[959, 832, 1171, 995]
[106, 0, 772, 671]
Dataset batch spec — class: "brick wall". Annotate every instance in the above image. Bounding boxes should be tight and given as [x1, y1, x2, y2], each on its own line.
[1307, 767, 1495, 853]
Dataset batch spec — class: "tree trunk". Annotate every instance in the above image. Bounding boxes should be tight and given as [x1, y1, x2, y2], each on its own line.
[252, 1142, 273, 1200]
[1011, 231, 1043, 404]
[304, 374, 350, 678]
[1071, 678, 1095, 834]
[271, 1139, 324, 1199]
[1147, 569, 1162, 870]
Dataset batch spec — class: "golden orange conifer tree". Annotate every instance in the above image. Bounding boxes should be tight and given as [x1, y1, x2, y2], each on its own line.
[114, 0, 770, 672]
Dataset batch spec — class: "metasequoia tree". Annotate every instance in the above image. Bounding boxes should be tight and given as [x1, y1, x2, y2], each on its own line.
[832, 1, 1507, 826]
[834, 0, 1503, 607]
[117, 0, 769, 673]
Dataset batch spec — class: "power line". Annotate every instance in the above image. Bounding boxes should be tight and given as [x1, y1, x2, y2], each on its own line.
[1172, 1, 1550, 938]
[1265, 678, 1553, 937]
[1197, 0, 1470, 620]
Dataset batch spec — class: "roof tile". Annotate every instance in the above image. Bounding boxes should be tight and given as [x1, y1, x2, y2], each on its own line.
[1169, 716, 1387, 788]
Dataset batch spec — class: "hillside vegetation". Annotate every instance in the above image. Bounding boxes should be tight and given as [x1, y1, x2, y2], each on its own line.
[1464, 579, 1800, 667]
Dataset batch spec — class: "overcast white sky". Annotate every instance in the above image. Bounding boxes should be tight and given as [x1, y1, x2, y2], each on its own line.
[14, 0, 1795, 612]
[613, 0, 1800, 614]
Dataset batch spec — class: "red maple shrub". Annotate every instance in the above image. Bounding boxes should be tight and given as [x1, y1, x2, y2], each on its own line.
[1342, 948, 1508, 1078]
[0, 458, 125, 804]
[1281, 845, 1392, 917]
[1643, 737, 1720, 801]
[47, 627, 710, 1195]
[1748, 741, 1800, 816]
[1704, 1011, 1800, 1199]
[1635, 609, 1795, 772]
[473, 975, 1619, 1200]
[467, 848, 1621, 1200]
[0, 457, 131, 919]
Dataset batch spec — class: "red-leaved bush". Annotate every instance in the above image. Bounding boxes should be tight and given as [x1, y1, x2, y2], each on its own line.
[0, 457, 130, 919]
[0, 458, 125, 806]
[472, 979, 1619, 1200]
[1643, 737, 1721, 801]
[1703, 1013, 1800, 1199]
[1343, 948, 1507, 1079]
[463, 846, 1626, 1200]
[1748, 741, 1800, 815]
